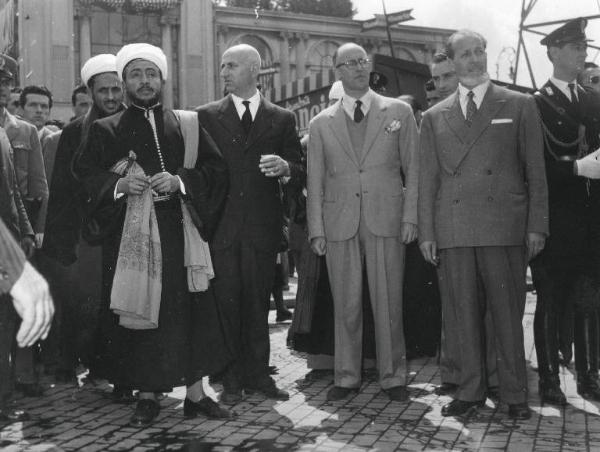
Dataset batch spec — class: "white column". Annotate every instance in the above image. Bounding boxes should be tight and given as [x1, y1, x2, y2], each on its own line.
[77, 6, 92, 66]
[160, 11, 178, 109]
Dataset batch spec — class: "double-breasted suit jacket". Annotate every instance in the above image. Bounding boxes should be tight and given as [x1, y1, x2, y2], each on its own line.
[307, 93, 418, 242]
[419, 82, 549, 249]
[419, 81, 548, 404]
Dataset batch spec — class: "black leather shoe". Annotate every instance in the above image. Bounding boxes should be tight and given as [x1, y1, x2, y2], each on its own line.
[577, 379, 600, 401]
[508, 402, 531, 420]
[130, 399, 160, 427]
[112, 386, 137, 404]
[0, 408, 30, 422]
[326, 386, 359, 401]
[221, 389, 243, 405]
[435, 382, 458, 396]
[246, 380, 289, 401]
[384, 385, 408, 402]
[487, 386, 500, 403]
[539, 380, 567, 406]
[441, 399, 485, 417]
[276, 309, 293, 322]
[184, 397, 234, 419]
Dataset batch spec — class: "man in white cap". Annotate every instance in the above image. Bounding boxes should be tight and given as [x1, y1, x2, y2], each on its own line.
[39, 54, 125, 387]
[76, 43, 232, 426]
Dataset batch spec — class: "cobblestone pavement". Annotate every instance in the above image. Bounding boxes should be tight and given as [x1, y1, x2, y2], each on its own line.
[1, 288, 599, 451]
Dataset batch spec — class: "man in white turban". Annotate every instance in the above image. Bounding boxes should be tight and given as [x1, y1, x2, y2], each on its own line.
[76, 43, 232, 426]
[39, 53, 125, 390]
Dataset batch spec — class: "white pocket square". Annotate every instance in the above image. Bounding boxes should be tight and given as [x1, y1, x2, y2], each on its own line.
[491, 118, 513, 124]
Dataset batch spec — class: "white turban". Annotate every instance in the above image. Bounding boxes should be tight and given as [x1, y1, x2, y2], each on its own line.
[328, 81, 345, 101]
[81, 54, 117, 87]
[116, 43, 168, 81]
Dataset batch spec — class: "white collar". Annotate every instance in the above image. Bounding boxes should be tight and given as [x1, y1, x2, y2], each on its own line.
[457, 79, 490, 117]
[231, 90, 261, 120]
[341, 89, 374, 120]
[550, 76, 579, 101]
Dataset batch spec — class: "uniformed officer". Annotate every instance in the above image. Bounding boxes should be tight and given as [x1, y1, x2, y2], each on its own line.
[532, 17, 600, 405]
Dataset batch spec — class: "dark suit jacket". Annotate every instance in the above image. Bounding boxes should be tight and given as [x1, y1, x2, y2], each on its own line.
[419, 82, 548, 249]
[196, 94, 303, 253]
[533, 81, 600, 260]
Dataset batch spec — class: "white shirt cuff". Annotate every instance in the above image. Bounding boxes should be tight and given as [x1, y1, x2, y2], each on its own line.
[177, 176, 186, 195]
[114, 181, 124, 200]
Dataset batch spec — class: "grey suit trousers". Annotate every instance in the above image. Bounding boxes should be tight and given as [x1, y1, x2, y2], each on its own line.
[437, 246, 528, 404]
[326, 215, 406, 390]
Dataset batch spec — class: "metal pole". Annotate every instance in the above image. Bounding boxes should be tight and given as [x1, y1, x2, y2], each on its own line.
[381, 0, 395, 58]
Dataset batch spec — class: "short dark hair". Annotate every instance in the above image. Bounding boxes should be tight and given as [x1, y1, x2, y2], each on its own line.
[445, 30, 487, 59]
[398, 94, 422, 115]
[20, 85, 53, 109]
[425, 79, 436, 92]
[71, 84, 88, 106]
[432, 52, 449, 64]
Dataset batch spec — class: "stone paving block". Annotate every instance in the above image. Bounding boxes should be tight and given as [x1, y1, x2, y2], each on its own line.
[59, 434, 98, 449]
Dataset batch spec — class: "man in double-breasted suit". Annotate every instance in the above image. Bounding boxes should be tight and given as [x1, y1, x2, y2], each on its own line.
[307, 43, 419, 402]
[196, 44, 303, 404]
[419, 30, 548, 420]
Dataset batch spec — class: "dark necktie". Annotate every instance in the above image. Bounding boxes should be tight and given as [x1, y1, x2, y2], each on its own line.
[568, 83, 579, 108]
[465, 91, 477, 124]
[241, 100, 252, 134]
[354, 100, 364, 123]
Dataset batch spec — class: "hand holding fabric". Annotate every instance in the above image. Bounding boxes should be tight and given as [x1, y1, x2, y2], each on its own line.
[117, 174, 150, 196]
[150, 171, 180, 193]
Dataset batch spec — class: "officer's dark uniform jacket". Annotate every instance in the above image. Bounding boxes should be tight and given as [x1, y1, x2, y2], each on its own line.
[534, 81, 600, 268]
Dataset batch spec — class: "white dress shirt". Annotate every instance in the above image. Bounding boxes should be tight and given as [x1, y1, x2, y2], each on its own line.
[231, 90, 261, 120]
[458, 79, 490, 119]
[341, 89, 375, 120]
[550, 76, 579, 102]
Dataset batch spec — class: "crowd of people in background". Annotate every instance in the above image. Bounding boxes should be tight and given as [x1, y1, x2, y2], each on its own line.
[2, 16, 600, 431]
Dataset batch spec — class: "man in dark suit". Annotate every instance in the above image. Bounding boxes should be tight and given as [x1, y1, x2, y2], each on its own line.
[196, 44, 303, 404]
[531, 18, 600, 404]
[419, 29, 548, 420]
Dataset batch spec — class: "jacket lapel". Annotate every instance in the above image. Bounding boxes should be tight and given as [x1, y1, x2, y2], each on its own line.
[328, 101, 359, 166]
[244, 96, 275, 151]
[359, 94, 387, 165]
[449, 83, 507, 168]
[217, 95, 246, 144]
[442, 91, 468, 145]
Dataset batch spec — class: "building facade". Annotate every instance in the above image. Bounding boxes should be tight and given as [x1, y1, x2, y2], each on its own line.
[14, 0, 452, 121]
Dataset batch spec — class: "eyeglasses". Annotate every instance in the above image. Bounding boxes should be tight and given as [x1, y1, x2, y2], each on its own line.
[589, 75, 600, 85]
[336, 58, 372, 69]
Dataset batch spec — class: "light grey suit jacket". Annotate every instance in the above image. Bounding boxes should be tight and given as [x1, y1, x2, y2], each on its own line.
[307, 91, 419, 242]
[418, 82, 549, 249]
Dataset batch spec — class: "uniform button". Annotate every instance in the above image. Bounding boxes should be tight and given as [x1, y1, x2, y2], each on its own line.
[486, 169, 492, 175]
[356, 193, 360, 197]
[453, 199, 459, 204]
[487, 196, 494, 201]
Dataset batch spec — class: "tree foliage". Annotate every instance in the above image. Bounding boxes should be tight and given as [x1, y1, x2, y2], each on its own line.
[221, 0, 355, 18]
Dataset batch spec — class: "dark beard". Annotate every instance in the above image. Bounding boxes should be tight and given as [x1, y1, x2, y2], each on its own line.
[127, 90, 161, 108]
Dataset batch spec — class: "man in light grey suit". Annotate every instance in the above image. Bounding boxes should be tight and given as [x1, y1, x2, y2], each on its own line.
[419, 30, 548, 420]
[307, 43, 419, 402]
